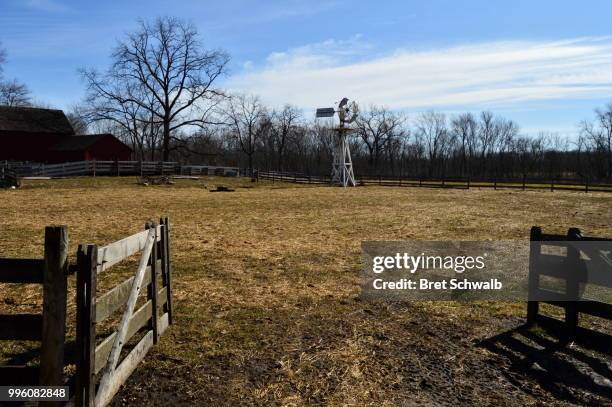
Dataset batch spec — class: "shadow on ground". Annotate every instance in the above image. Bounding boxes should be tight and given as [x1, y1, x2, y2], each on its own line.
[479, 316, 612, 406]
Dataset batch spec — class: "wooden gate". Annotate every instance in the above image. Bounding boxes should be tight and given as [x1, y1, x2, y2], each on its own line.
[75, 218, 173, 407]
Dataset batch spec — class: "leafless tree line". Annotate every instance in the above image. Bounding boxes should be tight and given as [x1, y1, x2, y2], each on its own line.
[175, 103, 611, 181]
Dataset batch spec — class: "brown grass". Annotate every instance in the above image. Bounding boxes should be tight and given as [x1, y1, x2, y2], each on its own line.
[0, 176, 611, 406]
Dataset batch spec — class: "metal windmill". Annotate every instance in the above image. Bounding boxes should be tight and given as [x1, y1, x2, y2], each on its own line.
[316, 98, 359, 187]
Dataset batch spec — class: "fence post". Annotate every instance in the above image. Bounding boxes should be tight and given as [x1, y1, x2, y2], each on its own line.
[76, 244, 97, 407]
[527, 226, 541, 326]
[550, 178, 554, 192]
[565, 228, 581, 339]
[585, 177, 589, 193]
[161, 217, 173, 324]
[494, 178, 497, 190]
[522, 175, 526, 191]
[467, 177, 470, 189]
[146, 223, 159, 344]
[39, 226, 68, 397]
[92, 160, 96, 177]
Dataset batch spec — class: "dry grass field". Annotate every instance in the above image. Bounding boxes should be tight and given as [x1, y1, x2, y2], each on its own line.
[0, 177, 611, 406]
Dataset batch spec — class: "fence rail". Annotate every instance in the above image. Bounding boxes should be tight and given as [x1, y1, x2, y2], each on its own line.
[257, 171, 612, 192]
[527, 227, 612, 338]
[0, 161, 243, 181]
[0, 226, 68, 388]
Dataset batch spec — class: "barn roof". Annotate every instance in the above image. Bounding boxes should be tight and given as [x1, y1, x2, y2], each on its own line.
[52, 134, 132, 151]
[0, 106, 75, 135]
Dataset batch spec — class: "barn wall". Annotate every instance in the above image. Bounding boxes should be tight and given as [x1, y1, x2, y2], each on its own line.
[85, 136, 132, 161]
[0, 131, 65, 163]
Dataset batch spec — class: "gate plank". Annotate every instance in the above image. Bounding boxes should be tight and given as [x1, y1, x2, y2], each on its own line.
[96, 227, 161, 273]
[95, 331, 154, 407]
[95, 260, 160, 323]
[95, 227, 156, 403]
[95, 287, 168, 373]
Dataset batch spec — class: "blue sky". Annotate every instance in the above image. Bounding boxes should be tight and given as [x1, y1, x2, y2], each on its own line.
[1, 0, 612, 137]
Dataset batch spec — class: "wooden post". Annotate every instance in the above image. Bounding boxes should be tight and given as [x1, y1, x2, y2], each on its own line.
[162, 217, 173, 325]
[76, 244, 97, 407]
[565, 228, 581, 339]
[494, 178, 497, 190]
[92, 160, 96, 177]
[39, 226, 68, 400]
[527, 226, 542, 326]
[467, 177, 470, 189]
[585, 177, 589, 193]
[115, 160, 120, 177]
[551, 178, 554, 192]
[522, 175, 526, 191]
[146, 223, 159, 344]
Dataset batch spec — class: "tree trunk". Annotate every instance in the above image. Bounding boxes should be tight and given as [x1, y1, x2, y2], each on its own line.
[162, 119, 170, 161]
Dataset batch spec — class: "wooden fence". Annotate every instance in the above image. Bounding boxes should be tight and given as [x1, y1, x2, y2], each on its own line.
[527, 226, 612, 337]
[0, 226, 68, 387]
[0, 218, 173, 406]
[1, 161, 243, 180]
[257, 170, 612, 193]
[75, 218, 173, 407]
[0, 166, 19, 187]
[6, 161, 180, 178]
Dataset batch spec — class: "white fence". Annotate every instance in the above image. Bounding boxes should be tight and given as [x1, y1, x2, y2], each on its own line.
[2, 161, 241, 178]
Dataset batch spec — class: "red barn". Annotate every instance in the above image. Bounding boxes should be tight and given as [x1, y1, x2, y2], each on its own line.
[51, 134, 133, 162]
[0, 106, 132, 163]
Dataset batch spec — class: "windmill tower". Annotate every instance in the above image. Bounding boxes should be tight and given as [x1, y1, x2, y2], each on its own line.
[316, 98, 358, 187]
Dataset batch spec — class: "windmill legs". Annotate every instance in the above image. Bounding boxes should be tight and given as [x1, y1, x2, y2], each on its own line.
[331, 136, 355, 187]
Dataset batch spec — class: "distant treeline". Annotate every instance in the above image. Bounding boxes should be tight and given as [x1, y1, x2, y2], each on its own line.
[161, 103, 612, 182]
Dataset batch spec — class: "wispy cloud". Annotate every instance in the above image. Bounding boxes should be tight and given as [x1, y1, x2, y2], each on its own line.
[24, 0, 70, 13]
[227, 37, 612, 111]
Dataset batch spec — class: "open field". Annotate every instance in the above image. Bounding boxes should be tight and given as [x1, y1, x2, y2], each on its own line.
[1, 177, 611, 406]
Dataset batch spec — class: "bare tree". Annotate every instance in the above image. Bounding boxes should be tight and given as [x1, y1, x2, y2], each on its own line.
[580, 103, 612, 177]
[81, 16, 229, 160]
[0, 79, 31, 107]
[355, 106, 406, 173]
[0, 44, 5, 77]
[0, 44, 31, 107]
[415, 111, 449, 176]
[271, 105, 301, 171]
[451, 113, 477, 176]
[224, 94, 270, 174]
